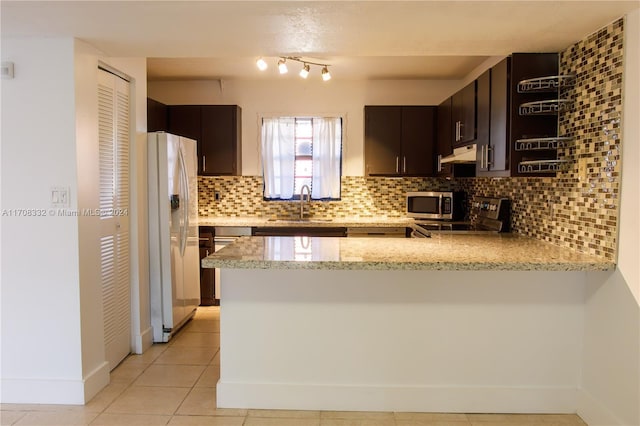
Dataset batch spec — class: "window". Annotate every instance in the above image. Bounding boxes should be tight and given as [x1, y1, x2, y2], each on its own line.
[261, 116, 342, 200]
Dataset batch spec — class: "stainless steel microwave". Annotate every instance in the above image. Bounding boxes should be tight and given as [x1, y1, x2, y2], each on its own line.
[406, 191, 465, 220]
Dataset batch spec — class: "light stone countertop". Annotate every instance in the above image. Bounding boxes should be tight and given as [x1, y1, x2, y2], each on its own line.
[197, 216, 415, 228]
[201, 234, 614, 272]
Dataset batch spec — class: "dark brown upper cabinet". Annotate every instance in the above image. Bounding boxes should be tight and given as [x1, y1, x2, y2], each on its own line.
[364, 106, 436, 177]
[476, 66, 504, 176]
[451, 81, 477, 147]
[436, 97, 453, 164]
[147, 98, 168, 132]
[201, 106, 242, 176]
[167, 105, 201, 141]
[435, 78, 485, 179]
[476, 53, 561, 177]
[168, 105, 242, 176]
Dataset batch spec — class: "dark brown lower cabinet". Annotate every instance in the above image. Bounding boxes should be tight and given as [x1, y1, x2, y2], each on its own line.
[199, 227, 216, 306]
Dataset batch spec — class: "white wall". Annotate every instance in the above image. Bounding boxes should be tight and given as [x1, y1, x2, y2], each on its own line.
[148, 78, 460, 176]
[1, 37, 87, 403]
[0, 37, 150, 404]
[579, 10, 640, 426]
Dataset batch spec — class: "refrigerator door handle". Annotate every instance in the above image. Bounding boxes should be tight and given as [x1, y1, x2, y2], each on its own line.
[178, 147, 189, 257]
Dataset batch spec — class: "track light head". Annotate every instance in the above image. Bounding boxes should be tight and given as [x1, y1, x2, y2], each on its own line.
[299, 63, 310, 79]
[256, 57, 268, 71]
[321, 66, 331, 81]
[277, 58, 288, 74]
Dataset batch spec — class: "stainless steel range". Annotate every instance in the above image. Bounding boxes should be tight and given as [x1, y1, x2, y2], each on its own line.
[411, 197, 510, 238]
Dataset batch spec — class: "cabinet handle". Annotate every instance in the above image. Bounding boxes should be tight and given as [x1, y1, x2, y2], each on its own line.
[206, 249, 210, 257]
[202, 156, 206, 172]
[437, 154, 442, 172]
[458, 122, 464, 141]
[403, 157, 406, 173]
[480, 145, 485, 169]
[486, 146, 493, 167]
[395, 156, 399, 173]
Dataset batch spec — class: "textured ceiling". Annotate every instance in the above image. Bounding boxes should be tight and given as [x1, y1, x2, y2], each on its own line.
[2, 1, 639, 81]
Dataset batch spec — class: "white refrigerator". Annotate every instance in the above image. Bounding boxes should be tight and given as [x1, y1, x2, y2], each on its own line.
[148, 132, 201, 343]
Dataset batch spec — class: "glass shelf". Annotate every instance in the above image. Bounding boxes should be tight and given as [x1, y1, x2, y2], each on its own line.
[517, 75, 576, 93]
[515, 137, 574, 151]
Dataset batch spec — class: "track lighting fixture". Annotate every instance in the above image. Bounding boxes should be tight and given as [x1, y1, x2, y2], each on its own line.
[256, 56, 332, 81]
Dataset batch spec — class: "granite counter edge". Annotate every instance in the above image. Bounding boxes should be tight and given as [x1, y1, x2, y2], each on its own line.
[201, 258, 615, 272]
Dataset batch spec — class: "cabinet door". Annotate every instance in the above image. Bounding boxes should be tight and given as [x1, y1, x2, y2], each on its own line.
[199, 247, 216, 306]
[199, 227, 215, 306]
[452, 81, 477, 147]
[436, 98, 453, 175]
[488, 58, 510, 173]
[168, 105, 202, 173]
[147, 98, 167, 132]
[201, 105, 241, 176]
[401, 106, 436, 176]
[168, 105, 202, 141]
[476, 67, 495, 174]
[364, 106, 402, 176]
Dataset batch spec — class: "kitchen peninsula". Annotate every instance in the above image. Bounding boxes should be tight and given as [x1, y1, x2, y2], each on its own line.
[203, 234, 613, 413]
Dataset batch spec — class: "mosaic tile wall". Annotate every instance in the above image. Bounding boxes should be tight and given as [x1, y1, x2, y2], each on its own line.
[199, 175, 459, 219]
[462, 18, 624, 260]
[199, 19, 624, 261]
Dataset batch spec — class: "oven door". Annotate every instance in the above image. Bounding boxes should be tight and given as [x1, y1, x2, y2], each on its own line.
[406, 192, 452, 220]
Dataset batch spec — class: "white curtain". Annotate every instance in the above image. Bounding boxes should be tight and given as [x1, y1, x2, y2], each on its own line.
[311, 117, 342, 199]
[262, 117, 295, 199]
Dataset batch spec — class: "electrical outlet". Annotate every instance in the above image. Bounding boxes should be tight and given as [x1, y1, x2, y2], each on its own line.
[214, 191, 221, 201]
[578, 158, 588, 181]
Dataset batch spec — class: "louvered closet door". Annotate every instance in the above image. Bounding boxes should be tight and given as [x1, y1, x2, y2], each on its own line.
[98, 68, 131, 371]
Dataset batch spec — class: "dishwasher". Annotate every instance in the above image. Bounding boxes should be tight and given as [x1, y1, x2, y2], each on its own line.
[213, 226, 252, 303]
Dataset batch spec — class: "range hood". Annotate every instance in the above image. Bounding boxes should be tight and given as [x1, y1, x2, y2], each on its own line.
[440, 144, 477, 164]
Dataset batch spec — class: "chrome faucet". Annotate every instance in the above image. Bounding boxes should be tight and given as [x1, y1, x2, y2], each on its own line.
[299, 185, 311, 220]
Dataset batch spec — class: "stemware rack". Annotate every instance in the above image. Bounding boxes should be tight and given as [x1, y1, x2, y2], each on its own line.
[517, 74, 576, 93]
[517, 159, 570, 174]
[515, 73, 575, 176]
[515, 136, 573, 151]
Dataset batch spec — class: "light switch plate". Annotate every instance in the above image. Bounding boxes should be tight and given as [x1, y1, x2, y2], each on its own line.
[51, 186, 70, 207]
[1, 62, 14, 79]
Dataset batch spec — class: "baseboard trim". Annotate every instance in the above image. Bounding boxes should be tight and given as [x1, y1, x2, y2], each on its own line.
[133, 326, 153, 354]
[1, 361, 110, 405]
[217, 382, 579, 413]
[577, 389, 626, 426]
[82, 361, 110, 403]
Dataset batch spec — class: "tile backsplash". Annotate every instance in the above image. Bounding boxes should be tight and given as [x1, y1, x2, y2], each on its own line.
[461, 18, 624, 261]
[199, 176, 459, 219]
[199, 18, 624, 261]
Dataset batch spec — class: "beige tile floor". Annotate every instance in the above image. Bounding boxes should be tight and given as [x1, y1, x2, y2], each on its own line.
[1, 307, 587, 426]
